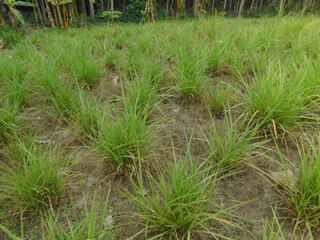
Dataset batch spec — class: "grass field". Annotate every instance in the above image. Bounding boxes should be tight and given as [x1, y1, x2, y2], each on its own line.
[0, 16, 320, 239]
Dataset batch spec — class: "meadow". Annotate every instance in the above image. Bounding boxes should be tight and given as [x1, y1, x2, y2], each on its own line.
[0, 16, 320, 239]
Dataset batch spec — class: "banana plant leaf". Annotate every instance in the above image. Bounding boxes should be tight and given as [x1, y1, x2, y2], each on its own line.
[14, 1, 36, 7]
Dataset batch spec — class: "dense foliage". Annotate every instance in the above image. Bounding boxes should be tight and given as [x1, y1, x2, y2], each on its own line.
[0, 0, 319, 28]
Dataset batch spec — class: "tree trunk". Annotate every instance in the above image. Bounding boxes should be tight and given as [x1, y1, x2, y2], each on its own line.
[110, 0, 114, 22]
[56, 5, 64, 28]
[194, 0, 198, 17]
[238, 0, 245, 17]
[279, 0, 285, 14]
[211, 0, 215, 14]
[39, 0, 47, 21]
[174, 0, 180, 19]
[166, 0, 170, 14]
[259, 0, 263, 8]
[45, 0, 55, 27]
[250, 0, 255, 11]
[234, 0, 238, 12]
[0, 6, 7, 27]
[36, 0, 44, 23]
[52, 5, 60, 27]
[68, 3, 76, 24]
[80, 0, 87, 16]
[63, 4, 69, 28]
[89, 0, 94, 17]
[144, 0, 155, 22]
[229, 0, 232, 12]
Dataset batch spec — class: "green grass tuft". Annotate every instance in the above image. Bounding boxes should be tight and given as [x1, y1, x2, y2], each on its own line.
[202, 111, 262, 170]
[93, 104, 160, 173]
[0, 100, 19, 143]
[174, 51, 207, 101]
[121, 135, 241, 239]
[0, 137, 70, 211]
[273, 133, 320, 231]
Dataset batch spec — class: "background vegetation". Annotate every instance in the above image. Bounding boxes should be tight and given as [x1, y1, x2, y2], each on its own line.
[0, 0, 320, 28]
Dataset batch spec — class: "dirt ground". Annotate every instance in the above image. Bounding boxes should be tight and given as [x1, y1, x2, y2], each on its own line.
[0, 63, 310, 240]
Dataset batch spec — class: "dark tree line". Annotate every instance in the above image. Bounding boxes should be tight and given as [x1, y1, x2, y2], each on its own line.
[0, 0, 319, 28]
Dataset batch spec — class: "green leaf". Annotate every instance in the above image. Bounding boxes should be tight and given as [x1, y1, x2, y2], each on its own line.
[59, 0, 74, 5]
[15, 1, 36, 7]
[14, 9, 27, 26]
[101, 11, 112, 17]
[0, 224, 20, 240]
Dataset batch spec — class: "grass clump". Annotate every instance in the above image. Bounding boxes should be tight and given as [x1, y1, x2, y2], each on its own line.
[122, 136, 240, 239]
[174, 51, 207, 101]
[206, 47, 222, 75]
[0, 100, 19, 143]
[125, 74, 160, 117]
[93, 105, 159, 173]
[273, 134, 320, 231]
[42, 190, 115, 240]
[206, 83, 233, 115]
[71, 55, 102, 87]
[240, 63, 312, 136]
[0, 190, 115, 240]
[0, 137, 70, 211]
[0, 28, 23, 48]
[104, 46, 120, 69]
[33, 58, 80, 120]
[262, 206, 314, 240]
[74, 88, 105, 136]
[0, 57, 28, 107]
[202, 111, 261, 170]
